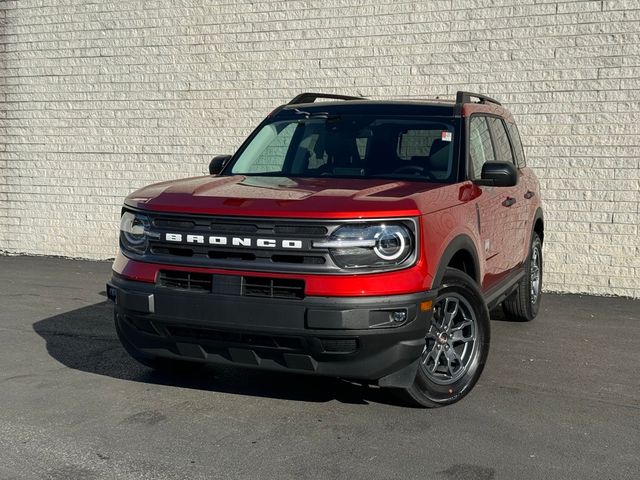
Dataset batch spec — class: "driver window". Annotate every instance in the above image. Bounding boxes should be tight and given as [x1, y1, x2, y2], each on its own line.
[469, 116, 495, 180]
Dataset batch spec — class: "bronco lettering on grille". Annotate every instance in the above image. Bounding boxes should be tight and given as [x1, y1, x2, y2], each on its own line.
[164, 233, 303, 249]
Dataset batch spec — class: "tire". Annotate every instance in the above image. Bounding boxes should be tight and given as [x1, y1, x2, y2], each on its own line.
[502, 232, 543, 322]
[395, 268, 490, 408]
[114, 312, 204, 375]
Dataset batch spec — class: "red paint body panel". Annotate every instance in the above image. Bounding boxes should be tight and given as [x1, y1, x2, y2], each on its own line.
[116, 180, 448, 296]
[116, 101, 542, 298]
[125, 175, 452, 218]
[113, 250, 433, 296]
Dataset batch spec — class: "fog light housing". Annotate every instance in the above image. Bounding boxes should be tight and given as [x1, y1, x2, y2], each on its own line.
[369, 308, 411, 328]
[390, 310, 407, 323]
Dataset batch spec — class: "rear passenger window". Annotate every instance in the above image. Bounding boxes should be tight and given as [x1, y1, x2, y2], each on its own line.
[468, 116, 495, 180]
[507, 122, 526, 168]
[488, 117, 515, 165]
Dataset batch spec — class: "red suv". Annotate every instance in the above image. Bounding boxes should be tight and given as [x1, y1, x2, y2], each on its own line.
[107, 92, 543, 407]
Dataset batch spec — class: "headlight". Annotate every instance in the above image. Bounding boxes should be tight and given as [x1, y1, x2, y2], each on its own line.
[120, 211, 150, 255]
[314, 223, 414, 269]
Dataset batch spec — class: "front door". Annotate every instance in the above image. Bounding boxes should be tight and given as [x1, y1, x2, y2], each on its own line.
[468, 115, 523, 291]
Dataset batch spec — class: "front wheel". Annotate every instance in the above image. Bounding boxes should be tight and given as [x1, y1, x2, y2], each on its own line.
[395, 268, 490, 408]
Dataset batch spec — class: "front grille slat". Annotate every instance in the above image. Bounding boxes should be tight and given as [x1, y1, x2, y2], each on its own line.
[210, 223, 259, 234]
[208, 251, 257, 261]
[274, 225, 328, 236]
[158, 270, 305, 299]
[153, 218, 196, 230]
[271, 254, 325, 265]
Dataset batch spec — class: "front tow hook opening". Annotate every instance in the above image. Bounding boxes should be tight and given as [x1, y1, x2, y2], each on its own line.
[106, 284, 118, 302]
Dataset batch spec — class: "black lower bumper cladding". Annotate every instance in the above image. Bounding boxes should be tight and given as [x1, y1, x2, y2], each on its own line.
[108, 275, 435, 387]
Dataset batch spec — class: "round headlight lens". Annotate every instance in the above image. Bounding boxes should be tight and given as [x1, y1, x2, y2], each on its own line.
[374, 226, 407, 261]
[120, 212, 150, 254]
[315, 223, 414, 269]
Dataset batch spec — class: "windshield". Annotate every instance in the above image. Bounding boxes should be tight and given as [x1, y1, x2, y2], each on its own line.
[229, 115, 460, 183]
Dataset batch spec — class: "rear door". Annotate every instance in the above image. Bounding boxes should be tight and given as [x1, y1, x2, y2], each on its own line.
[507, 120, 537, 263]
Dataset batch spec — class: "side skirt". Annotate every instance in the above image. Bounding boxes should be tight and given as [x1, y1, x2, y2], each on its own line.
[483, 267, 525, 311]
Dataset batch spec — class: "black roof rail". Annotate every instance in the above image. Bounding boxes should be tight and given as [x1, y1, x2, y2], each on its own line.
[455, 91, 502, 106]
[287, 92, 366, 105]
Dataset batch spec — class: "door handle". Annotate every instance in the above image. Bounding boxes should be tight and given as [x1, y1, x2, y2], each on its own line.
[524, 190, 535, 199]
[502, 197, 516, 207]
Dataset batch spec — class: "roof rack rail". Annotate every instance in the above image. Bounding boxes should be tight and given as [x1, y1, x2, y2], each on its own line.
[287, 92, 366, 105]
[455, 91, 501, 106]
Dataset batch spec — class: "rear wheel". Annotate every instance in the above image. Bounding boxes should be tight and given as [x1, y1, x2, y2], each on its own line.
[395, 268, 490, 408]
[502, 233, 542, 322]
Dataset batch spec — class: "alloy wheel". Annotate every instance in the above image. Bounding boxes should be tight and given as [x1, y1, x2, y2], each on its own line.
[420, 293, 478, 385]
[530, 246, 541, 304]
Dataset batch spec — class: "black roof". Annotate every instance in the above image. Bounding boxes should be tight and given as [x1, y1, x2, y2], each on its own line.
[276, 100, 460, 118]
[272, 91, 500, 116]
[273, 91, 502, 118]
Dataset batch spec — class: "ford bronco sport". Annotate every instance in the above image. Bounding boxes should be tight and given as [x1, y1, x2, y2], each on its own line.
[107, 91, 543, 407]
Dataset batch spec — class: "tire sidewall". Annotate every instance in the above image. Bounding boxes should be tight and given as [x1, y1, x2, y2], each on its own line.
[528, 234, 543, 318]
[410, 269, 490, 406]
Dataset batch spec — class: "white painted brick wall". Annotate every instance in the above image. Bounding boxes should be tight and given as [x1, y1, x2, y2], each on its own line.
[1, 0, 639, 297]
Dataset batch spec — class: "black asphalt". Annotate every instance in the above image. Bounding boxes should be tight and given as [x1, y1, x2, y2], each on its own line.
[0, 255, 638, 480]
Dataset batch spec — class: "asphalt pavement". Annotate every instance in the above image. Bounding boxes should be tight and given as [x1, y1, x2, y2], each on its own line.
[0, 255, 638, 480]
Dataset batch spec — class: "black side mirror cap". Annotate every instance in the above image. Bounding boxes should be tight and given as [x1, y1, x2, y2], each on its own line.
[209, 155, 232, 175]
[473, 161, 518, 187]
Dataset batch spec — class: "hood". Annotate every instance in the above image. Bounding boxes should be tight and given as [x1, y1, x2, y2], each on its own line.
[124, 175, 457, 218]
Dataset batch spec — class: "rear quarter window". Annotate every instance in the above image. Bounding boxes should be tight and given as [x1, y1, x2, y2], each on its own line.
[488, 117, 515, 165]
[506, 122, 526, 168]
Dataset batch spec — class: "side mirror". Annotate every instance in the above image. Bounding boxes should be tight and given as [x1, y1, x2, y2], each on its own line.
[209, 155, 231, 175]
[474, 161, 518, 187]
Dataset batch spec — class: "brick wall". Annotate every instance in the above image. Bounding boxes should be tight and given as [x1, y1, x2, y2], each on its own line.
[1, 0, 639, 297]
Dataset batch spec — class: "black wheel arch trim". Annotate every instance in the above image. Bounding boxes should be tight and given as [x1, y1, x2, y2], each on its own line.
[432, 234, 481, 289]
[533, 207, 544, 242]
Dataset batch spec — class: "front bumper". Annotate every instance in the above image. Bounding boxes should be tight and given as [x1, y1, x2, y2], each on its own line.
[108, 275, 436, 386]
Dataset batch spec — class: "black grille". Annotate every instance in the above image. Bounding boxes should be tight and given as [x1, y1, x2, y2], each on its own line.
[157, 270, 305, 299]
[131, 211, 417, 274]
[141, 213, 341, 274]
[158, 271, 212, 292]
[242, 276, 305, 299]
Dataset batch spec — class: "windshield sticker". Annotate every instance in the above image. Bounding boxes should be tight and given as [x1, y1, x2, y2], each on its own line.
[441, 131, 453, 142]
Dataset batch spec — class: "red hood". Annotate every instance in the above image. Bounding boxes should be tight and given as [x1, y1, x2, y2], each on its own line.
[124, 175, 459, 218]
